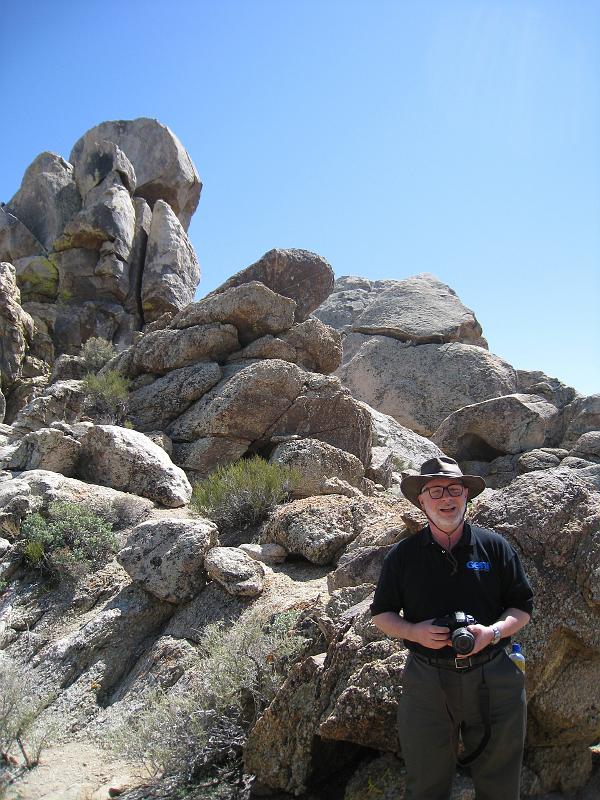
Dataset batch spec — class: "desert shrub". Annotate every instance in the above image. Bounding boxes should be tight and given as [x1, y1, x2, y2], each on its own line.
[82, 369, 131, 424]
[115, 609, 307, 785]
[17, 501, 117, 580]
[0, 659, 50, 791]
[191, 456, 298, 534]
[80, 336, 116, 373]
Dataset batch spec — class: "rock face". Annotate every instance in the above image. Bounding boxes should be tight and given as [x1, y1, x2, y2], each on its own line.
[118, 518, 217, 603]
[432, 393, 563, 460]
[210, 248, 335, 322]
[69, 117, 201, 230]
[203, 546, 265, 596]
[0, 262, 35, 419]
[270, 438, 365, 498]
[338, 337, 517, 436]
[350, 273, 487, 347]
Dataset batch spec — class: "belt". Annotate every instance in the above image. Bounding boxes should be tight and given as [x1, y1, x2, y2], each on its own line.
[415, 647, 504, 671]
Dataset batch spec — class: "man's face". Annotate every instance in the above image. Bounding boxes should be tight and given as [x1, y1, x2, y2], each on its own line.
[418, 477, 468, 533]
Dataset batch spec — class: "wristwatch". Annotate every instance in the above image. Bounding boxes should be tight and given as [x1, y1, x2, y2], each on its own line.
[491, 626, 502, 645]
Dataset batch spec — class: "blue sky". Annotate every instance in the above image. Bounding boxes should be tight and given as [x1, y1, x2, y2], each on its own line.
[1, 0, 598, 396]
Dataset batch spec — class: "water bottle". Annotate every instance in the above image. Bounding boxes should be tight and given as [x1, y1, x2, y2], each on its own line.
[509, 643, 526, 673]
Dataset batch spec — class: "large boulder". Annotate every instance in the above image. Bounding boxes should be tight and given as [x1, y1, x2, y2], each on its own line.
[78, 425, 192, 507]
[130, 323, 239, 375]
[11, 379, 85, 434]
[351, 273, 487, 347]
[561, 394, 600, 449]
[171, 436, 250, 481]
[471, 467, 600, 787]
[118, 517, 217, 603]
[279, 317, 342, 374]
[141, 199, 200, 322]
[432, 393, 563, 461]
[209, 248, 334, 322]
[0, 205, 46, 264]
[5, 152, 81, 250]
[312, 275, 398, 331]
[70, 138, 136, 200]
[1, 427, 81, 476]
[339, 338, 518, 436]
[70, 118, 201, 230]
[171, 281, 296, 344]
[270, 438, 365, 498]
[127, 362, 222, 432]
[360, 401, 444, 471]
[203, 546, 265, 597]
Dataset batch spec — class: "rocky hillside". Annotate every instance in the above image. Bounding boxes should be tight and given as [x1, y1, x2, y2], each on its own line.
[0, 118, 599, 800]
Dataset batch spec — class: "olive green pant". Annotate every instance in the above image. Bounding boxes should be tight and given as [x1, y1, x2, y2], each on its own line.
[398, 650, 526, 800]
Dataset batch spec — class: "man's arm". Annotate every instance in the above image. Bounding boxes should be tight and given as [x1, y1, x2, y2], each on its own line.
[464, 607, 531, 656]
[372, 611, 451, 650]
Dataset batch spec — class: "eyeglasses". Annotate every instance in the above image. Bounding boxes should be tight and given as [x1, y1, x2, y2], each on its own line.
[420, 484, 465, 499]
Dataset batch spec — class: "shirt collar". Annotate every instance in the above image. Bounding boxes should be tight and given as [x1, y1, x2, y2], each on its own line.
[420, 522, 473, 548]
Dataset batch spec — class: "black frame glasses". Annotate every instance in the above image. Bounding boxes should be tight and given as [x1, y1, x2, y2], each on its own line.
[420, 484, 465, 500]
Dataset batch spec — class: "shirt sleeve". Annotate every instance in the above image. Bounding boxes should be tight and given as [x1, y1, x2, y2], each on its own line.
[500, 545, 534, 615]
[370, 545, 404, 617]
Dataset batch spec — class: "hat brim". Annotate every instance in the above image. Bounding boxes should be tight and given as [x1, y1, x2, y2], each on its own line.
[401, 473, 486, 508]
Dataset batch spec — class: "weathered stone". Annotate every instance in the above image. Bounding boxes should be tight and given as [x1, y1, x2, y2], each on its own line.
[204, 546, 265, 596]
[0, 262, 34, 390]
[516, 448, 568, 475]
[312, 287, 373, 330]
[2, 376, 48, 425]
[57, 175, 135, 266]
[261, 495, 404, 565]
[124, 197, 152, 329]
[352, 273, 487, 347]
[21, 301, 57, 364]
[167, 360, 305, 443]
[141, 200, 200, 322]
[280, 317, 342, 373]
[53, 299, 133, 354]
[71, 138, 136, 199]
[227, 335, 297, 364]
[210, 248, 334, 322]
[432, 394, 562, 460]
[516, 369, 577, 409]
[11, 379, 85, 434]
[263, 371, 372, 465]
[2, 427, 81, 476]
[327, 544, 395, 592]
[472, 468, 600, 759]
[143, 431, 173, 455]
[13, 254, 58, 302]
[172, 281, 296, 344]
[127, 362, 222, 431]
[568, 431, 600, 465]
[53, 247, 101, 302]
[50, 354, 87, 383]
[238, 542, 287, 565]
[0, 469, 152, 529]
[131, 323, 238, 376]
[70, 117, 201, 229]
[365, 445, 395, 487]
[561, 394, 600, 448]
[270, 438, 365, 498]
[6, 152, 81, 249]
[339, 338, 517, 436]
[0, 205, 46, 264]
[78, 425, 192, 507]
[118, 517, 217, 603]
[343, 753, 405, 800]
[171, 436, 250, 480]
[0, 389, 4, 424]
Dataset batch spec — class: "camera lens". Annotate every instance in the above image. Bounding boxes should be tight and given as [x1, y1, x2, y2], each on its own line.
[452, 627, 475, 655]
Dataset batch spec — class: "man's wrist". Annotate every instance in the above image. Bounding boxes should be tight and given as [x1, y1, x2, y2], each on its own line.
[490, 624, 503, 645]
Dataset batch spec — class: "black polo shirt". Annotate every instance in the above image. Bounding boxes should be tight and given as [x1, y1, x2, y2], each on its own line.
[370, 523, 533, 658]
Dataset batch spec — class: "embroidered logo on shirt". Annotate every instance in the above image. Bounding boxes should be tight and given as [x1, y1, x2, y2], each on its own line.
[466, 560, 491, 572]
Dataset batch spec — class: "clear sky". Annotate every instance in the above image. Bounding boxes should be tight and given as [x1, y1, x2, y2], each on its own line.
[1, 0, 598, 396]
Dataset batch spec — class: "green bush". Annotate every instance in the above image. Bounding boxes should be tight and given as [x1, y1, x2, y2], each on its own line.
[17, 501, 118, 580]
[80, 336, 116, 373]
[82, 369, 131, 424]
[114, 609, 307, 784]
[191, 456, 298, 534]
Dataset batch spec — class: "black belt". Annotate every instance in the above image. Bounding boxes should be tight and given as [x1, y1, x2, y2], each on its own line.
[415, 646, 504, 671]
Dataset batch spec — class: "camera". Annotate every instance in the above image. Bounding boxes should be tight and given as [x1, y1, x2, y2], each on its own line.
[432, 611, 477, 655]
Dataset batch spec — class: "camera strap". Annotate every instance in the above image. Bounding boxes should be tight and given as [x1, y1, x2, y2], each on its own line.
[457, 669, 491, 766]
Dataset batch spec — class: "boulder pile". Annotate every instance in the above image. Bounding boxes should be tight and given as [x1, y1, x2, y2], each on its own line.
[0, 118, 599, 800]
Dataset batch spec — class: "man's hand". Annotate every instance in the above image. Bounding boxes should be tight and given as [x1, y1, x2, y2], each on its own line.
[410, 619, 452, 650]
[456, 624, 495, 657]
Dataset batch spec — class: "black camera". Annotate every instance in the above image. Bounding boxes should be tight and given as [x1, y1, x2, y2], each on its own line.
[433, 611, 477, 655]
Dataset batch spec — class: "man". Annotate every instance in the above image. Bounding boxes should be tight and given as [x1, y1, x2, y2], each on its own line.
[371, 456, 533, 800]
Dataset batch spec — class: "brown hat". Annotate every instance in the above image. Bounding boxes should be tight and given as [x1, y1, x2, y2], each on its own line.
[400, 456, 486, 508]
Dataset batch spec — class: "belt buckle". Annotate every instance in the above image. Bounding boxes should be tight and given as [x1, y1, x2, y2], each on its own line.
[455, 656, 472, 670]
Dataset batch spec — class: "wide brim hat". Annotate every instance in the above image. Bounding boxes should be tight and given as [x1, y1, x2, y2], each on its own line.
[400, 456, 486, 508]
